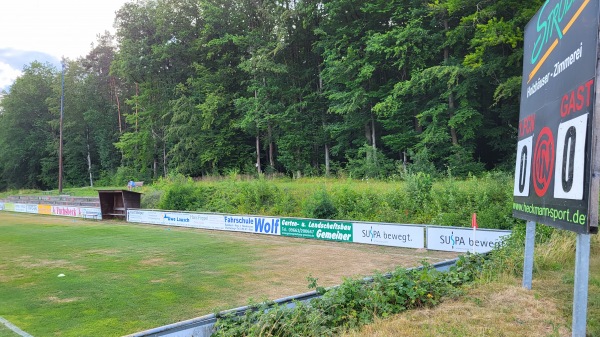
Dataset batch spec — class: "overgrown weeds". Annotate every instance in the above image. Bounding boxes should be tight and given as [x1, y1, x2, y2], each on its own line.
[213, 254, 486, 337]
[147, 172, 518, 229]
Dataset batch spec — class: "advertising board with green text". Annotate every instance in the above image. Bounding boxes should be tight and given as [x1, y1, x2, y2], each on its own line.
[280, 218, 353, 242]
[513, 0, 599, 233]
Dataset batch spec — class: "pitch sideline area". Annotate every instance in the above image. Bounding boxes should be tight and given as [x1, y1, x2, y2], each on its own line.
[0, 212, 459, 336]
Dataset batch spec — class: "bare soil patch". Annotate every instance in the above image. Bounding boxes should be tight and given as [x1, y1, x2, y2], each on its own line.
[192, 230, 459, 301]
[46, 296, 83, 304]
[82, 249, 121, 256]
[17, 257, 87, 271]
[139, 257, 181, 266]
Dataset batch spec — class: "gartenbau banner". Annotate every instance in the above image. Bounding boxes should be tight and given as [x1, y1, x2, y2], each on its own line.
[513, 0, 600, 233]
[280, 218, 353, 242]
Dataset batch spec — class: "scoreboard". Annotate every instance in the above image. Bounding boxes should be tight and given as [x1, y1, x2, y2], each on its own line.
[513, 0, 599, 233]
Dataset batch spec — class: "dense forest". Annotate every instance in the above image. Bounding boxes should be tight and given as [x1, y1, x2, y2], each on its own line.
[0, 0, 543, 190]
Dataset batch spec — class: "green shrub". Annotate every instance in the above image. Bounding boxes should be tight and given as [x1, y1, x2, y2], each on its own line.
[405, 172, 433, 216]
[231, 179, 280, 214]
[159, 182, 198, 211]
[141, 189, 163, 209]
[271, 187, 301, 217]
[111, 166, 140, 186]
[346, 145, 397, 179]
[303, 189, 337, 220]
[446, 146, 485, 178]
[429, 173, 517, 229]
[482, 223, 556, 280]
[329, 186, 359, 219]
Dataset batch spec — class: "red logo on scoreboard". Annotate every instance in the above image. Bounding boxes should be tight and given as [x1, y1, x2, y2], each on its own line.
[533, 127, 555, 197]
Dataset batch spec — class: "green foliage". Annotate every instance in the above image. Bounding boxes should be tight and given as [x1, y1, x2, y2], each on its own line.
[158, 179, 197, 210]
[483, 221, 556, 278]
[141, 189, 163, 209]
[346, 145, 396, 179]
[0, 62, 56, 189]
[407, 148, 438, 177]
[145, 175, 517, 229]
[302, 189, 337, 220]
[111, 166, 142, 186]
[446, 146, 485, 178]
[0, 0, 547, 187]
[230, 179, 280, 214]
[214, 254, 486, 336]
[430, 172, 517, 229]
[405, 172, 433, 216]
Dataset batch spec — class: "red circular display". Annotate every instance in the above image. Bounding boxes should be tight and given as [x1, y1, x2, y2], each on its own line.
[533, 127, 555, 197]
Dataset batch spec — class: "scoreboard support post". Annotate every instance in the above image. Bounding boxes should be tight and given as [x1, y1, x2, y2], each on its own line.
[573, 233, 591, 337]
[522, 221, 536, 290]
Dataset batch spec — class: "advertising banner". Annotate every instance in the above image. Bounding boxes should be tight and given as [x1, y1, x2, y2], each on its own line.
[128, 209, 164, 225]
[14, 204, 27, 213]
[81, 207, 102, 220]
[0, 202, 4, 211]
[127, 210, 281, 236]
[223, 215, 280, 235]
[186, 213, 222, 230]
[52, 206, 81, 217]
[426, 226, 511, 253]
[352, 223, 425, 249]
[221, 215, 257, 232]
[4, 203, 14, 211]
[513, 0, 600, 233]
[161, 211, 195, 227]
[280, 218, 352, 242]
[26, 204, 39, 214]
[38, 204, 52, 215]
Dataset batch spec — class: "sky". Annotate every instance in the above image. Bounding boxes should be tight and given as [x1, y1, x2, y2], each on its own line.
[0, 0, 130, 91]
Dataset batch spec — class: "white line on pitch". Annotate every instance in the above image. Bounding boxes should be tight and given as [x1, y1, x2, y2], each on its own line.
[0, 316, 34, 337]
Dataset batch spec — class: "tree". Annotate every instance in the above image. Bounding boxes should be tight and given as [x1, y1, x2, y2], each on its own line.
[81, 32, 125, 180]
[0, 62, 56, 189]
[114, 0, 199, 179]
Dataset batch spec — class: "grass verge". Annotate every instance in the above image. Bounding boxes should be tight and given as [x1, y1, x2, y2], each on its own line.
[0, 212, 456, 336]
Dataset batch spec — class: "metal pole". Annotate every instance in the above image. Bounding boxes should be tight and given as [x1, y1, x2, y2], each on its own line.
[58, 61, 65, 194]
[522, 221, 536, 290]
[572, 233, 590, 337]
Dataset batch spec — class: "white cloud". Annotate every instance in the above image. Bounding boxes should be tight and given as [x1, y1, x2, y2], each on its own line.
[0, 62, 22, 91]
[0, 0, 129, 60]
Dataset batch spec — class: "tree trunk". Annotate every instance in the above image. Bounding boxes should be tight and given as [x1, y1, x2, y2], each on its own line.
[448, 92, 459, 146]
[371, 113, 377, 165]
[325, 143, 330, 176]
[111, 77, 123, 133]
[163, 140, 167, 178]
[135, 82, 139, 132]
[444, 19, 459, 146]
[256, 133, 262, 174]
[318, 64, 330, 176]
[86, 129, 93, 187]
[268, 123, 274, 168]
[371, 113, 376, 151]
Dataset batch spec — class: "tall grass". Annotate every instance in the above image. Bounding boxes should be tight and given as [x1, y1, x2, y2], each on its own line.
[149, 172, 518, 229]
